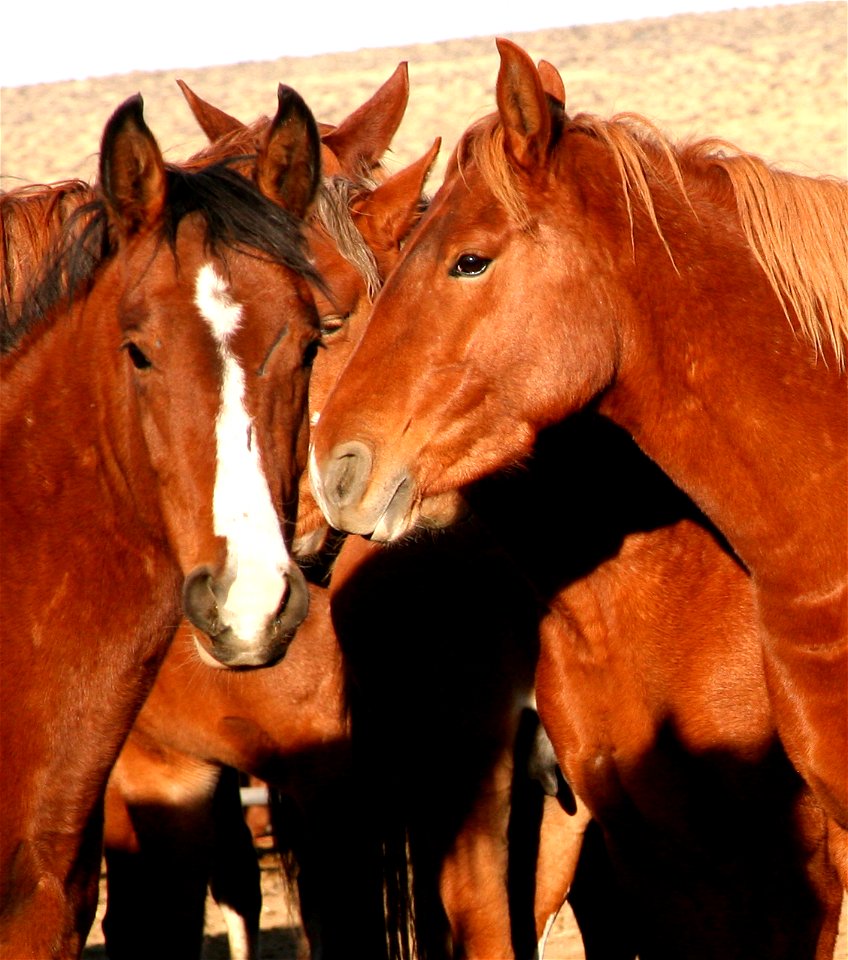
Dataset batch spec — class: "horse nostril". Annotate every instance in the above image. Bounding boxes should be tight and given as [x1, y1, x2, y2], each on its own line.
[183, 567, 222, 637]
[275, 562, 310, 636]
[325, 440, 373, 509]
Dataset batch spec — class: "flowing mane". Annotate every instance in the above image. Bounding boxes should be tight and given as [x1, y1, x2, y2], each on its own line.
[463, 110, 848, 368]
[0, 180, 94, 334]
[2, 162, 322, 355]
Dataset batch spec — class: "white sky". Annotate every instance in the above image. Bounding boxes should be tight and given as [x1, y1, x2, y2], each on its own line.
[1, 0, 812, 88]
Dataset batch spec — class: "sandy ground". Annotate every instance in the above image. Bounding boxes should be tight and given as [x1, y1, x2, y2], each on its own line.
[4, 3, 847, 957]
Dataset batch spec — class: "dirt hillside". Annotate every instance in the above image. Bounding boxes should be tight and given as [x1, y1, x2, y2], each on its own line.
[2, 2, 846, 194]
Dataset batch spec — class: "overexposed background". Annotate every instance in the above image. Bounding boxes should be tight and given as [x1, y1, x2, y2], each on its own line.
[0, 0, 819, 87]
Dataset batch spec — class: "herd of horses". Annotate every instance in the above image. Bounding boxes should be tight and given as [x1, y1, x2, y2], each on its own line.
[1, 37, 845, 960]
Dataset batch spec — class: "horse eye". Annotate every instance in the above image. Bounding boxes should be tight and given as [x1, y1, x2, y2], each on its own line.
[123, 342, 152, 370]
[450, 254, 491, 278]
[320, 314, 348, 338]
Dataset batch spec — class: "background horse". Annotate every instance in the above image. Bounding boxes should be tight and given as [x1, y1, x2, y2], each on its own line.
[309, 35, 847, 844]
[0, 89, 320, 958]
[97, 84, 589, 959]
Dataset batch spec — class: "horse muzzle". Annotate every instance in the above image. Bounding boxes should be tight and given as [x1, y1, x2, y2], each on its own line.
[310, 440, 420, 541]
[182, 562, 310, 668]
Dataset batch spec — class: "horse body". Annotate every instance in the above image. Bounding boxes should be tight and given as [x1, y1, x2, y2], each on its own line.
[309, 40, 848, 831]
[1, 90, 321, 956]
[461, 410, 845, 958]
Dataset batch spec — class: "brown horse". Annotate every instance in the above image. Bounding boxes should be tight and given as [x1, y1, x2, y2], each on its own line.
[465, 412, 845, 958]
[307, 40, 846, 957]
[309, 38, 847, 833]
[0, 89, 321, 958]
[99, 103, 438, 959]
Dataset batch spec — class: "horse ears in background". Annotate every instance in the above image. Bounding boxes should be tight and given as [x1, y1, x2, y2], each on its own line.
[495, 38, 554, 172]
[99, 94, 167, 240]
[255, 84, 322, 219]
[350, 138, 440, 273]
[320, 61, 409, 177]
[537, 59, 566, 108]
[176, 78, 244, 140]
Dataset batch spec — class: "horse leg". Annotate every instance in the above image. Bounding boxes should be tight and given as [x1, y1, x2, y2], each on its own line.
[208, 768, 262, 960]
[102, 734, 221, 959]
[439, 753, 515, 957]
[270, 768, 388, 960]
[532, 795, 594, 957]
[0, 800, 104, 960]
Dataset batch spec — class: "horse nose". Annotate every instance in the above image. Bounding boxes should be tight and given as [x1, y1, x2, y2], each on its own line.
[182, 564, 310, 668]
[322, 440, 373, 512]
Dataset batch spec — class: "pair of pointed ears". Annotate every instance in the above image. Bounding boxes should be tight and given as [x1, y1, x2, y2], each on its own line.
[98, 88, 321, 240]
[179, 61, 409, 181]
[495, 38, 566, 172]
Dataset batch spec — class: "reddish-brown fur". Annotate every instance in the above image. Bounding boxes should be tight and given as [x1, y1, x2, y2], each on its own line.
[0, 91, 321, 957]
[310, 36, 847, 834]
[308, 39, 847, 957]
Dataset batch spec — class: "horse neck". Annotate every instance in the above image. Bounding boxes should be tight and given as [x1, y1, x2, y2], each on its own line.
[575, 154, 847, 584]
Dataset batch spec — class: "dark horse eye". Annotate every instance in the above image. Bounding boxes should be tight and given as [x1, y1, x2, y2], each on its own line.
[450, 254, 492, 277]
[123, 342, 152, 370]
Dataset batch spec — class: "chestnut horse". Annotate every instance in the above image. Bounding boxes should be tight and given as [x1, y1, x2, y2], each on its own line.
[0, 89, 321, 958]
[98, 78, 430, 959]
[309, 38, 847, 832]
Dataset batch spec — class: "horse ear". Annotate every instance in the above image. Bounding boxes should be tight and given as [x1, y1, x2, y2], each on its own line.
[352, 138, 440, 271]
[99, 94, 167, 239]
[537, 59, 566, 108]
[255, 84, 321, 219]
[495, 38, 552, 172]
[321, 62, 409, 176]
[176, 79, 245, 141]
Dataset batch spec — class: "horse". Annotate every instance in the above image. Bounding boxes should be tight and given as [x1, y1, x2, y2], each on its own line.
[306, 40, 847, 956]
[0, 88, 322, 958]
[176, 59, 411, 181]
[308, 36, 847, 835]
[98, 89, 436, 959]
[97, 91, 591, 957]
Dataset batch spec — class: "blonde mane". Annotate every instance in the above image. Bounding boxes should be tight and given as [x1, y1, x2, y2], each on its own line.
[313, 175, 382, 301]
[466, 111, 848, 368]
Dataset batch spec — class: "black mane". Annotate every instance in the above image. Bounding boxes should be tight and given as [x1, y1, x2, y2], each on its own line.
[2, 162, 323, 354]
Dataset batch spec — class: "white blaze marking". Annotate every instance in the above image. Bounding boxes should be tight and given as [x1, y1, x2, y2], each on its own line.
[195, 263, 290, 644]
